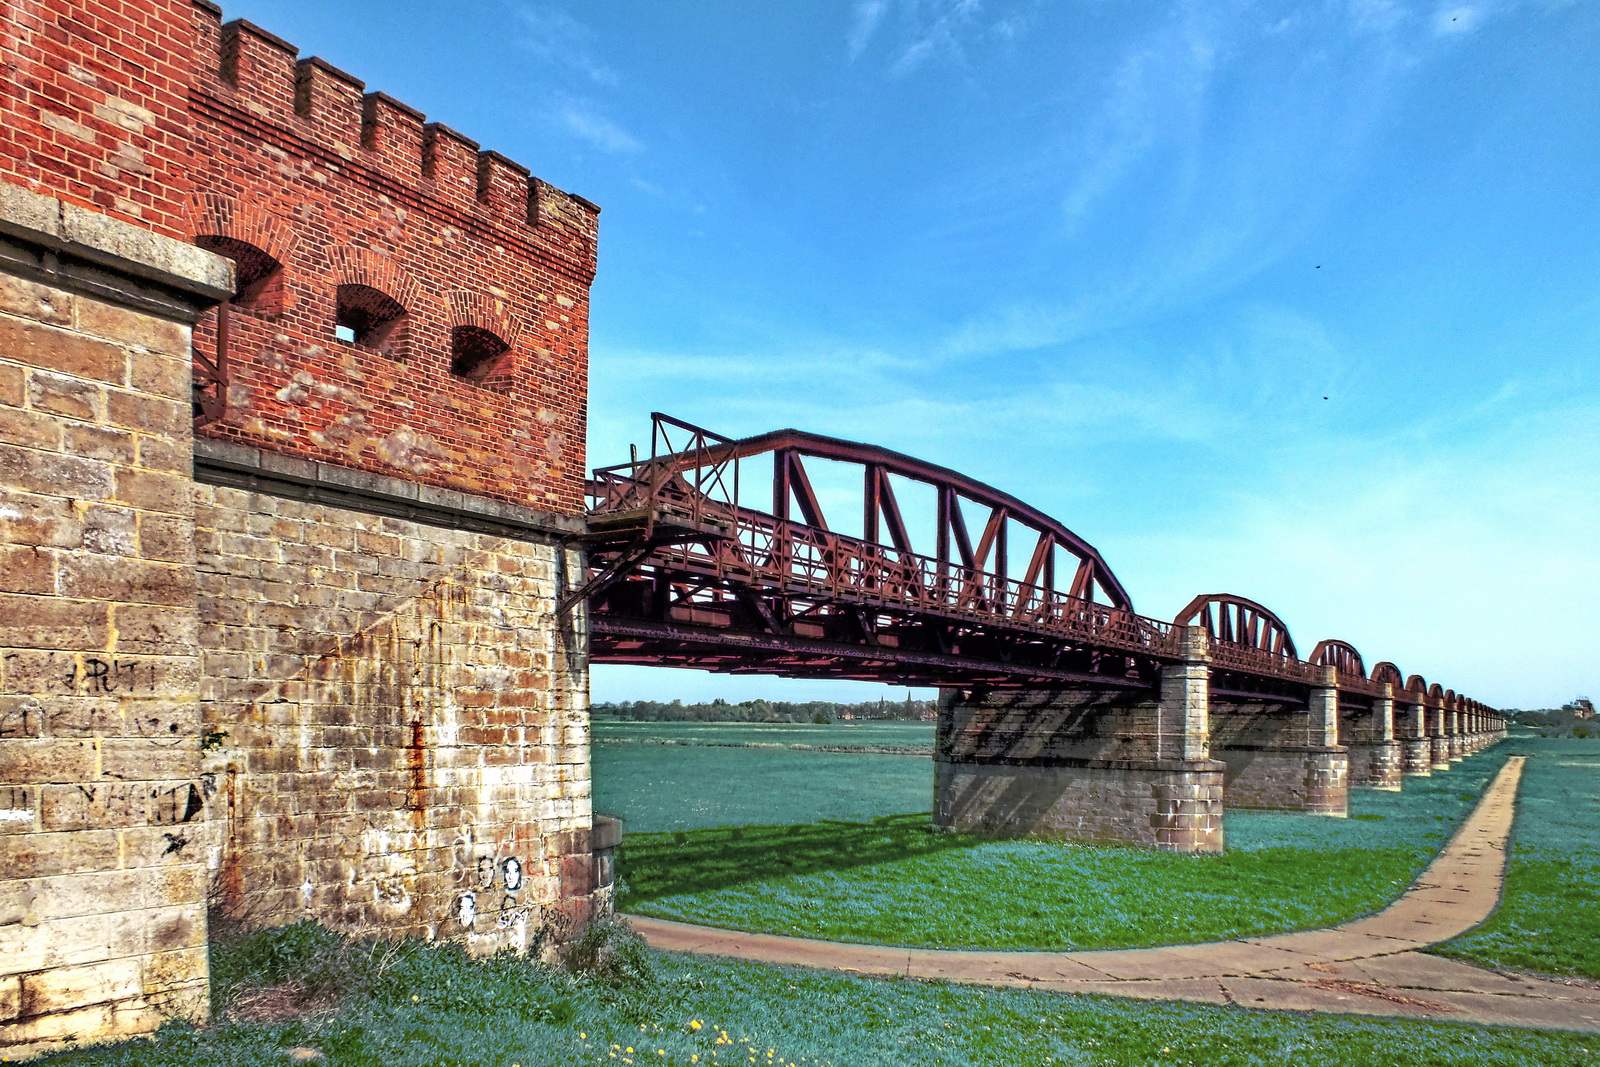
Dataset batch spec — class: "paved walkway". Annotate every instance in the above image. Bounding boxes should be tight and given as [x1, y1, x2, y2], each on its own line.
[630, 756, 1600, 1033]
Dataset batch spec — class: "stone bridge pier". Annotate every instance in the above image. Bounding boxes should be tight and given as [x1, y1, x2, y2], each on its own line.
[1340, 684, 1402, 790]
[1400, 699, 1434, 776]
[1431, 705, 1453, 770]
[934, 629, 1225, 852]
[1208, 667, 1349, 816]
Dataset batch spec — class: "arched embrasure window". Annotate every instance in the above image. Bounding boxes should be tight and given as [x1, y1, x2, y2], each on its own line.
[195, 234, 284, 312]
[335, 283, 407, 356]
[449, 325, 511, 384]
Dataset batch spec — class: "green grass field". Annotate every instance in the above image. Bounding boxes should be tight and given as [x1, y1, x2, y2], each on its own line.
[34, 921, 1599, 1067]
[1434, 733, 1600, 980]
[592, 731, 935, 832]
[35, 727, 1599, 1066]
[592, 719, 936, 752]
[599, 725, 1511, 949]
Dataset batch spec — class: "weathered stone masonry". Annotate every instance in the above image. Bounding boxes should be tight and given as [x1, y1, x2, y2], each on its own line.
[937, 629, 1225, 853]
[193, 441, 597, 954]
[0, 183, 231, 1056]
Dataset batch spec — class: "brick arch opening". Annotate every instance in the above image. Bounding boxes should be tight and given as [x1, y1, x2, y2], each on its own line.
[196, 234, 284, 311]
[185, 194, 298, 315]
[327, 248, 419, 361]
[450, 325, 511, 385]
[447, 289, 523, 390]
[336, 283, 408, 356]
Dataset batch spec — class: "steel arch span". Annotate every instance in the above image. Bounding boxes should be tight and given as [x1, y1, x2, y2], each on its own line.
[577, 414, 1495, 713]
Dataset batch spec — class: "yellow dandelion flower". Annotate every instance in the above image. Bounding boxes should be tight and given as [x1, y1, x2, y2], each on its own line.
[690, 1020, 704, 1031]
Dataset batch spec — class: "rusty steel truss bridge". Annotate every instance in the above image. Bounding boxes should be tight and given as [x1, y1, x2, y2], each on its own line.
[569, 414, 1492, 718]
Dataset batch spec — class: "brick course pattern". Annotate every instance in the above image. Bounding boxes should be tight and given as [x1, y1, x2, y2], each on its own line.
[0, 0, 196, 236]
[185, 2, 596, 515]
[194, 484, 595, 952]
[0, 248, 214, 1056]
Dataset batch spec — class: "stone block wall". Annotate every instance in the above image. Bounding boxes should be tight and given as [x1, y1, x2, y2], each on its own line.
[934, 663, 1225, 852]
[933, 758, 1226, 852]
[1346, 740, 1403, 791]
[936, 688, 1167, 765]
[1339, 694, 1402, 790]
[193, 452, 595, 954]
[1, 0, 605, 1055]
[0, 185, 229, 1057]
[1209, 700, 1348, 814]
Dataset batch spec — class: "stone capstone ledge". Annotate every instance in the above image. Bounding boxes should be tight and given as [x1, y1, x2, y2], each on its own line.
[194, 437, 586, 540]
[934, 754, 1228, 773]
[0, 181, 234, 321]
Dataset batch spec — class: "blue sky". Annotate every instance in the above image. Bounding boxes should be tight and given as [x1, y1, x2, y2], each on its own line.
[230, 0, 1598, 709]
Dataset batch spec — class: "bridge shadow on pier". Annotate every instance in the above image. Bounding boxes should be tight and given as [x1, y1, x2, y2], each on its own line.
[616, 812, 983, 904]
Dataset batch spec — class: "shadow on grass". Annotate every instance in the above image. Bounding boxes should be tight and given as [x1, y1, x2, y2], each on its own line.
[617, 812, 983, 904]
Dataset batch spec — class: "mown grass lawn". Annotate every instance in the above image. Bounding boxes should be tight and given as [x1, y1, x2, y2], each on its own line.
[592, 720, 936, 752]
[33, 921, 1599, 1067]
[615, 747, 1512, 950]
[593, 738, 936, 832]
[1434, 733, 1600, 980]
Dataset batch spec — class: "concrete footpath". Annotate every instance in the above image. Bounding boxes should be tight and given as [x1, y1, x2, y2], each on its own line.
[629, 756, 1600, 1033]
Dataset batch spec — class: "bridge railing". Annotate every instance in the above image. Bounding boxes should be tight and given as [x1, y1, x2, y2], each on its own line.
[615, 502, 1184, 659]
[588, 469, 1347, 687]
[1208, 642, 1319, 684]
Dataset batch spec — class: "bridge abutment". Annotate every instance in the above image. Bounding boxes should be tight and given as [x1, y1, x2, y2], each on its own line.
[933, 628, 1224, 852]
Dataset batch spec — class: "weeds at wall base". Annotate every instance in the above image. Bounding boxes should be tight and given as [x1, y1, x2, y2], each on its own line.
[26, 922, 1600, 1067]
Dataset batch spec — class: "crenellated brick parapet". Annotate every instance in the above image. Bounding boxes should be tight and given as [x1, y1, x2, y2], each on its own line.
[185, 2, 595, 516]
[189, 5, 597, 282]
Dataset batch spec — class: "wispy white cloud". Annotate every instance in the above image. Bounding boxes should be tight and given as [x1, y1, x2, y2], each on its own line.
[1057, 16, 1216, 230]
[1347, 0, 1412, 36]
[924, 1, 1456, 362]
[847, 0, 890, 60]
[893, 0, 986, 75]
[512, 3, 618, 85]
[847, 0, 1028, 74]
[1117, 402, 1600, 708]
[553, 97, 642, 153]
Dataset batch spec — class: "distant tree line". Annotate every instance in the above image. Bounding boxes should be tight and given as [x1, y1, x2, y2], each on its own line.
[1505, 698, 1596, 737]
[591, 696, 937, 724]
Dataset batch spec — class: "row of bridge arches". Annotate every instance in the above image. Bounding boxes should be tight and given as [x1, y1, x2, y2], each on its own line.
[1175, 593, 1486, 712]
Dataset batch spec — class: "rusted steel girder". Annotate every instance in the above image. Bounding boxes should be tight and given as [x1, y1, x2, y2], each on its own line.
[1173, 593, 1316, 690]
[580, 415, 1497, 714]
[582, 415, 1166, 688]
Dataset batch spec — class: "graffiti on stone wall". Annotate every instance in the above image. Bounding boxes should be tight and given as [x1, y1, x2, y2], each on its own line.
[1, 651, 164, 695]
[0, 652, 189, 739]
